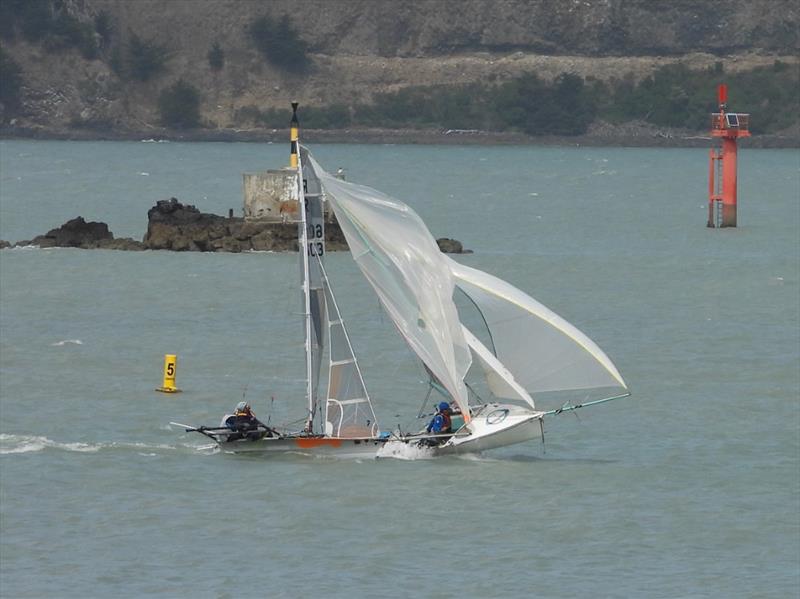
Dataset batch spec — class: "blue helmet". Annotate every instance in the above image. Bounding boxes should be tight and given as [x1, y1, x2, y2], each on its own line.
[438, 402, 450, 412]
[236, 401, 250, 413]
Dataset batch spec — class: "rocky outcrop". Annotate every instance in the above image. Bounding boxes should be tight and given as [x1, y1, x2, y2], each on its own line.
[5, 199, 468, 253]
[14, 216, 145, 250]
[143, 198, 347, 252]
[435, 238, 471, 254]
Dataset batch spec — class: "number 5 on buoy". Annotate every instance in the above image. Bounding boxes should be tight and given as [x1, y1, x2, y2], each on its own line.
[156, 354, 182, 393]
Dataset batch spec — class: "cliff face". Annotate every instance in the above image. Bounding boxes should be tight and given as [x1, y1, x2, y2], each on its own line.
[93, 0, 798, 58]
[2, 0, 798, 134]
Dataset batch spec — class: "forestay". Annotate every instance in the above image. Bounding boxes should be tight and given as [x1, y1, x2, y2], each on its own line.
[306, 153, 473, 419]
[446, 256, 627, 395]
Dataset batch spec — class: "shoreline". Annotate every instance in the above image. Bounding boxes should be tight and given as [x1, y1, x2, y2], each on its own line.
[2, 125, 797, 149]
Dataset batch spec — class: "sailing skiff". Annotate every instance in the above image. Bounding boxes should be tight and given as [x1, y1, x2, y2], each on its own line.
[175, 113, 629, 457]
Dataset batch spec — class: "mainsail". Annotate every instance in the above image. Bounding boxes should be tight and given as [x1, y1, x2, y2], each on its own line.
[307, 153, 473, 419]
[446, 256, 627, 395]
[322, 272, 378, 438]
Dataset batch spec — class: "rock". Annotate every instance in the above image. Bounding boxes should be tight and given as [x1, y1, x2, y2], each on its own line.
[144, 198, 229, 251]
[250, 229, 273, 251]
[221, 237, 244, 253]
[98, 237, 146, 251]
[21, 216, 114, 249]
[12, 200, 463, 255]
[436, 237, 471, 254]
[0, 240, 10, 249]
[141, 222, 176, 250]
[142, 198, 341, 253]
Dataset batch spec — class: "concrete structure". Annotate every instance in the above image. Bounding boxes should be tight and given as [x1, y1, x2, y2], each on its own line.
[242, 168, 299, 222]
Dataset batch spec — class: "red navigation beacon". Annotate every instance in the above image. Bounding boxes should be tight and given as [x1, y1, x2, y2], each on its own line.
[708, 83, 750, 228]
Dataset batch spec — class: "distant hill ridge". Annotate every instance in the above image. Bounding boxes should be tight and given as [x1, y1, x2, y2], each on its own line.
[1, 0, 798, 140]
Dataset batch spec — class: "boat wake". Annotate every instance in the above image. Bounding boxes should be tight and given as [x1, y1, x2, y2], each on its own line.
[0, 433, 205, 456]
[376, 440, 435, 460]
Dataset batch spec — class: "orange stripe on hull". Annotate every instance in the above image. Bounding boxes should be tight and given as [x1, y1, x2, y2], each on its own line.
[294, 438, 343, 449]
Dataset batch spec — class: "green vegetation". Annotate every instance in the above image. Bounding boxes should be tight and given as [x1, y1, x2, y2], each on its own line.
[0, 0, 98, 59]
[207, 41, 224, 70]
[158, 79, 201, 128]
[234, 105, 353, 129]
[350, 74, 595, 135]
[0, 47, 23, 112]
[112, 32, 169, 82]
[594, 62, 799, 134]
[247, 14, 310, 71]
[323, 62, 798, 136]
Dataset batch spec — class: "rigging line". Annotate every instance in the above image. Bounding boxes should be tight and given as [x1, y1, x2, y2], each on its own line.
[417, 384, 434, 418]
[464, 381, 486, 405]
[456, 286, 497, 356]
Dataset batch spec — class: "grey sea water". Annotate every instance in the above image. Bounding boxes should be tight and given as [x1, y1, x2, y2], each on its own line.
[0, 140, 798, 598]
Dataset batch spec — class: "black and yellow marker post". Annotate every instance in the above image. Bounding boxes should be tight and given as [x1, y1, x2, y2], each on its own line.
[290, 101, 299, 168]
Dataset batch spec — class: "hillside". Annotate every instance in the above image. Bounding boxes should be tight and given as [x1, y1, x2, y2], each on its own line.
[1, 0, 798, 143]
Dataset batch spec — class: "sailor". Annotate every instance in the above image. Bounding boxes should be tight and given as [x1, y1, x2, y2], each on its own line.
[222, 401, 264, 440]
[426, 401, 453, 435]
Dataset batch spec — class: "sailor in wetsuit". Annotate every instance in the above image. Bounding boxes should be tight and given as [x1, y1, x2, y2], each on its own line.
[426, 402, 453, 436]
[222, 401, 265, 441]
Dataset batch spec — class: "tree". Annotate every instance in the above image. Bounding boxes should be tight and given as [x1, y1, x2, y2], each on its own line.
[158, 79, 201, 128]
[247, 14, 310, 71]
[207, 41, 224, 70]
[126, 32, 169, 82]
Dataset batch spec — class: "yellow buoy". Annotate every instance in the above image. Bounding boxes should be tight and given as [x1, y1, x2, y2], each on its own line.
[156, 354, 181, 393]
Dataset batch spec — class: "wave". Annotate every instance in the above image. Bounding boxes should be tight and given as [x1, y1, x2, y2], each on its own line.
[5, 245, 78, 251]
[0, 434, 202, 456]
[51, 339, 83, 346]
[6, 244, 42, 250]
[0, 434, 99, 454]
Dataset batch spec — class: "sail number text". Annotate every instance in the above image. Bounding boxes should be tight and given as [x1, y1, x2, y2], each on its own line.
[307, 222, 324, 256]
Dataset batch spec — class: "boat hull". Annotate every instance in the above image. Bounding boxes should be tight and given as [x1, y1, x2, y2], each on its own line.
[437, 403, 543, 455]
[215, 435, 389, 458]
[203, 404, 542, 457]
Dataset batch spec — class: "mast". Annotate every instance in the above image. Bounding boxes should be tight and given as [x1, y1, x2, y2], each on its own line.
[293, 103, 315, 433]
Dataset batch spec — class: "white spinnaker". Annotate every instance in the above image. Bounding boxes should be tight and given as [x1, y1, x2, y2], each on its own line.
[307, 153, 472, 419]
[447, 256, 627, 394]
[461, 325, 537, 411]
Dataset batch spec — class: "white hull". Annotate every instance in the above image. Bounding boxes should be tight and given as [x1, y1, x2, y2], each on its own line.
[437, 403, 543, 455]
